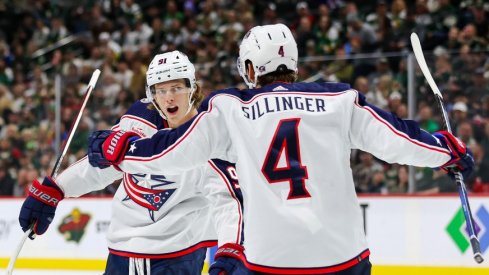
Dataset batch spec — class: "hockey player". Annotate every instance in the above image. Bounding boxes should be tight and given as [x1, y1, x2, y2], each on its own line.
[19, 51, 243, 275]
[86, 24, 474, 275]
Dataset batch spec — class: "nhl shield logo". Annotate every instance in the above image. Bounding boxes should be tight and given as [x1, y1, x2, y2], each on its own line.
[58, 208, 91, 243]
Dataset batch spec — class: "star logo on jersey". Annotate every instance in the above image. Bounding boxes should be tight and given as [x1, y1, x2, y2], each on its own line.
[58, 208, 91, 243]
[129, 143, 137, 153]
[434, 136, 442, 147]
[122, 173, 177, 222]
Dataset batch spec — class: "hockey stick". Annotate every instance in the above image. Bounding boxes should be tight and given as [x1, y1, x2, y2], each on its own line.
[5, 69, 101, 275]
[410, 33, 484, 264]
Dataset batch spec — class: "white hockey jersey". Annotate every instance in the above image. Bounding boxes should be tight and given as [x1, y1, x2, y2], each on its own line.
[56, 99, 243, 258]
[115, 82, 452, 273]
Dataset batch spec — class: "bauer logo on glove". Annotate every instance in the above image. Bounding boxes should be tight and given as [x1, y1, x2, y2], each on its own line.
[29, 184, 61, 206]
[106, 130, 128, 155]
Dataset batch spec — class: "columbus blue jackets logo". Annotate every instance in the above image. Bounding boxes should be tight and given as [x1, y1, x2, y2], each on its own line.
[58, 208, 91, 243]
[122, 173, 176, 222]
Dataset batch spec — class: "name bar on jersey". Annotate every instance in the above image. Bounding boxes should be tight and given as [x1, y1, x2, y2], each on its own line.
[242, 95, 326, 120]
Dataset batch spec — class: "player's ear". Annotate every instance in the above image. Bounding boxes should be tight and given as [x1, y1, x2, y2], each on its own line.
[247, 62, 255, 84]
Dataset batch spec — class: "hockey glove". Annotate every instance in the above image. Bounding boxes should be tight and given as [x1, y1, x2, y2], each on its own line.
[88, 130, 141, 169]
[209, 243, 245, 275]
[19, 176, 64, 239]
[433, 131, 474, 180]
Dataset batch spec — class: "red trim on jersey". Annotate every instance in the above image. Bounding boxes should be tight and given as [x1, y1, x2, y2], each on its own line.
[208, 160, 243, 244]
[56, 156, 88, 178]
[108, 240, 218, 259]
[163, 118, 169, 128]
[120, 115, 157, 130]
[352, 90, 450, 156]
[243, 249, 370, 274]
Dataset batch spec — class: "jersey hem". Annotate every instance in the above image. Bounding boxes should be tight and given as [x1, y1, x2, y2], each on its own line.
[108, 240, 218, 259]
[243, 249, 370, 274]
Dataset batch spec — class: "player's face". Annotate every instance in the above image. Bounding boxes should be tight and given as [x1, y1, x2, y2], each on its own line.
[153, 79, 193, 127]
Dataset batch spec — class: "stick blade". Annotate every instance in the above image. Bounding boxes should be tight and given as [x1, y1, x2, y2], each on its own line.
[410, 32, 443, 99]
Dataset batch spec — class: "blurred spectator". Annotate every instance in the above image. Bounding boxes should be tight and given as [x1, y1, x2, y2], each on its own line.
[347, 13, 379, 80]
[323, 46, 353, 82]
[369, 169, 387, 194]
[367, 57, 393, 92]
[0, 161, 14, 196]
[457, 120, 477, 147]
[99, 32, 121, 58]
[314, 15, 339, 55]
[366, 0, 391, 32]
[355, 76, 386, 108]
[388, 165, 408, 194]
[466, 68, 488, 113]
[388, 91, 403, 113]
[291, 2, 315, 31]
[295, 16, 316, 57]
[459, 24, 485, 50]
[0, 59, 13, 86]
[148, 18, 165, 54]
[163, 0, 184, 30]
[417, 104, 439, 133]
[120, 0, 142, 26]
[353, 151, 384, 193]
[218, 10, 244, 35]
[417, 169, 457, 194]
[451, 101, 468, 133]
[47, 17, 69, 45]
[394, 103, 407, 119]
[32, 18, 50, 48]
[260, 3, 278, 25]
[440, 27, 461, 50]
[470, 4, 489, 42]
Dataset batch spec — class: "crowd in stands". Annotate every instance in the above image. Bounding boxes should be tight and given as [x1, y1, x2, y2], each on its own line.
[1, 0, 489, 197]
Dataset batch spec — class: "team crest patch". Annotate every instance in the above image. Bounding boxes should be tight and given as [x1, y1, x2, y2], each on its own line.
[58, 208, 91, 243]
[122, 173, 177, 222]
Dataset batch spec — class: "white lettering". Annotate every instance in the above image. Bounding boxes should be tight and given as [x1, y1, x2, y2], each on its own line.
[40, 193, 50, 201]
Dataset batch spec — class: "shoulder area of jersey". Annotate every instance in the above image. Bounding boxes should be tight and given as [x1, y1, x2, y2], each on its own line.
[122, 98, 160, 118]
[127, 98, 154, 110]
[255, 82, 352, 94]
[199, 87, 243, 104]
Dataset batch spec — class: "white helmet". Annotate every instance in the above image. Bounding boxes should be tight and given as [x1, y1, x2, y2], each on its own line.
[146, 51, 197, 119]
[237, 24, 298, 89]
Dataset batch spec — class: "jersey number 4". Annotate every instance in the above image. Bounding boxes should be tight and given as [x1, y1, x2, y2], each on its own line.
[262, 118, 310, 199]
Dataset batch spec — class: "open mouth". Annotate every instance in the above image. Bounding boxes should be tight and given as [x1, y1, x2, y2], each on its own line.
[167, 106, 179, 115]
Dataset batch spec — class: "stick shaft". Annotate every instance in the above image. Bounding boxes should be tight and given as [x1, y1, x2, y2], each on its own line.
[5, 69, 101, 275]
[410, 33, 483, 264]
[51, 69, 100, 179]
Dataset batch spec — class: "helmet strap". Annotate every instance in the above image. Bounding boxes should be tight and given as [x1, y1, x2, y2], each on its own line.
[184, 86, 196, 116]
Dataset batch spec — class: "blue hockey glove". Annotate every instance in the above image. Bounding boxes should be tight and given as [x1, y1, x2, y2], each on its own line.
[19, 176, 64, 239]
[433, 131, 474, 180]
[209, 243, 245, 275]
[88, 130, 140, 169]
